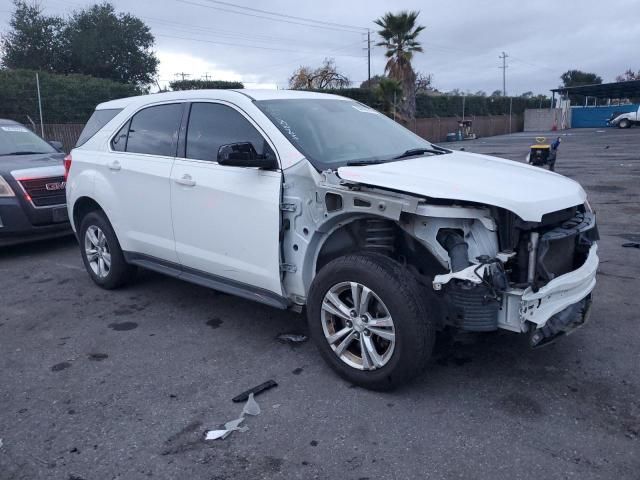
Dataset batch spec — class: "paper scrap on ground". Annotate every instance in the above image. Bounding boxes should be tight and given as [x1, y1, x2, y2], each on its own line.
[205, 393, 260, 440]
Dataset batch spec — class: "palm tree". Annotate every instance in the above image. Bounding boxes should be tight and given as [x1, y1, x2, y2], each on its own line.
[375, 77, 403, 119]
[374, 11, 425, 119]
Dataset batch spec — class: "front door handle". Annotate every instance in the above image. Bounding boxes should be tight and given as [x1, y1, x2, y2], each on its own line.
[108, 160, 121, 171]
[175, 173, 196, 187]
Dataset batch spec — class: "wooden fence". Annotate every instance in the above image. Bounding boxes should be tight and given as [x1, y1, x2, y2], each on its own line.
[32, 114, 524, 153]
[37, 124, 85, 153]
[408, 114, 524, 143]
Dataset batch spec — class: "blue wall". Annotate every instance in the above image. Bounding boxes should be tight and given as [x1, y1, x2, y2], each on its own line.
[571, 104, 639, 128]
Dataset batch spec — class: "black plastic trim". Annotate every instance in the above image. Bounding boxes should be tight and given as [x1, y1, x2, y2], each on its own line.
[123, 251, 290, 310]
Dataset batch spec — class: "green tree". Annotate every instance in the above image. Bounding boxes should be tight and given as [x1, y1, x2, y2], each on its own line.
[560, 70, 602, 88]
[63, 2, 158, 85]
[0, 1, 66, 72]
[374, 10, 425, 119]
[375, 77, 403, 118]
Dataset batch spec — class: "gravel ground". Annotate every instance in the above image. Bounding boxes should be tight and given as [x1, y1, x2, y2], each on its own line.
[1, 127, 639, 480]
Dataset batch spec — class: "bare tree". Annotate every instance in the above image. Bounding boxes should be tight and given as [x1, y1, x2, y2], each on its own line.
[616, 69, 639, 82]
[289, 58, 350, 90]
[414, 71, 433, 94]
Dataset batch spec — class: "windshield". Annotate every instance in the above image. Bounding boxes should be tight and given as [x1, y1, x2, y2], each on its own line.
[256, 98, 438, 170]
[0, 124, 57, 156]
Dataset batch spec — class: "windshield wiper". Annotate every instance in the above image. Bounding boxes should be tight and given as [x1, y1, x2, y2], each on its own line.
[393, 147, 449, 160]
[346, 159, 389, 166]
[0, 151, 46, 156]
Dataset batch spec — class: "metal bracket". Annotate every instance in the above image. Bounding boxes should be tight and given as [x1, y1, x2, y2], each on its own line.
[280, 203, 297, 212]
[432, 263, 490, 291]
[280, 263, 297, 273]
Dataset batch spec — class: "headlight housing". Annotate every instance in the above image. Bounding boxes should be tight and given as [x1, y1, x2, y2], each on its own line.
[0, 176, 15, 197]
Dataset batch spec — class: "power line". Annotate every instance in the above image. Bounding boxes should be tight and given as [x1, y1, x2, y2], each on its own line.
[155, 32, 365, 57]
[193, 0, 366, 32]
[174, 0, 366, 34]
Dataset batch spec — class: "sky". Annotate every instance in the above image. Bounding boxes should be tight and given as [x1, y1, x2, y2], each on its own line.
[1, 0, 639, 95]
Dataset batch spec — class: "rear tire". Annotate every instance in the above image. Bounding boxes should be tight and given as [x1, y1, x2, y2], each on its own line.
[307, 253, 434, 390]
[78, 210, 136, 289]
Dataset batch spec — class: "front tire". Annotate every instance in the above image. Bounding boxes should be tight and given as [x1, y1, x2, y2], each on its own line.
[307, 253, 434, 390]
[79, 210, 135, 289]
[619, 119, 631, 129]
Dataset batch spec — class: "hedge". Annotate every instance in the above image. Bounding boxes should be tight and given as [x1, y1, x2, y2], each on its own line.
[0, 69, 141, 124]
[315, 88, 551, 118]
[169, 79, 244, 90]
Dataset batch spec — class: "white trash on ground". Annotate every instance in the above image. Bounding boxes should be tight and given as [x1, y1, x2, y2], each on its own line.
[205, 393, 261, 441]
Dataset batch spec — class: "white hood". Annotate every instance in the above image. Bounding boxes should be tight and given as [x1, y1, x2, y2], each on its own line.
[337, 151, 586, 222]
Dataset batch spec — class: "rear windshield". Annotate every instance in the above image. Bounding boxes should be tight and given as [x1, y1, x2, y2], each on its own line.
[0, 124, 56, 156]
[76, 108, 122, 147]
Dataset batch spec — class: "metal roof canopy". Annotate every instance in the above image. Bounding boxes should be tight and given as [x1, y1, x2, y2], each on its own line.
[551, 80, 640, 99]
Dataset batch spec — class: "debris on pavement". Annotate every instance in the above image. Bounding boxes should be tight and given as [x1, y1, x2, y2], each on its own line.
[232, 379, 278, 403]
[622, 242, 640, 249]
[276, 333, 308, 344]
[205, 393, 260, 441]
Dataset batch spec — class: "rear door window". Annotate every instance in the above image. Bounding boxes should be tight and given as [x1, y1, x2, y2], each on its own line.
[124, 104, 183, 157]
[185, 103, 270, 162]
[76, 108, 122, 147]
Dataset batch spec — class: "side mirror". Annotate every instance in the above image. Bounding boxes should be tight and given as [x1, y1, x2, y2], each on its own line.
[217, 142, 278, 169]
[49, 140, 64, 151]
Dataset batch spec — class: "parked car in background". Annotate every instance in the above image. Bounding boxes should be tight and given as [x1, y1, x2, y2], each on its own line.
[608, 106, 640, 128]
[66, 90, 598, 389]
[0, 119, 70, 246]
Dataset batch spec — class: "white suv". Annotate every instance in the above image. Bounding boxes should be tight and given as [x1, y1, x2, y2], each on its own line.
[66, 90, 599, 389]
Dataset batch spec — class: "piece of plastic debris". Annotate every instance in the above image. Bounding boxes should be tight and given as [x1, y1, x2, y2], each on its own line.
[277, 333, 308, 344]
[232, 379, 278, 403]
[272, 404, 281, 409]
[242, 393, 261, 416]
[205, 429, 228, 440]
[622, 242, 640, 249]
[205, 393, 262, 440]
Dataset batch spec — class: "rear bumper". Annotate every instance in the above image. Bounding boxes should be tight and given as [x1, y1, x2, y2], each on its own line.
[0, 197, 71, 246]
[498, 243, 598, 337]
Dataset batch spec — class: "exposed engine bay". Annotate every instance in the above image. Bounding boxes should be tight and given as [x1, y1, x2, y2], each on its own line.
[280, 165, 599, 348]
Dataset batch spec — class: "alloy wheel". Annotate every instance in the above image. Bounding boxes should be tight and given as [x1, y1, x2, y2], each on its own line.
[321, 281, 396, 370]
[84, 225, 111, 279]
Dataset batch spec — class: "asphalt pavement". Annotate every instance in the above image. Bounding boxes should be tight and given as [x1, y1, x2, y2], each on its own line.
[1, 127, 638, 479]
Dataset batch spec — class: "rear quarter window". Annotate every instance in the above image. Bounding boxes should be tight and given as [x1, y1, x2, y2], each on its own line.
[76, 108, 123, 147]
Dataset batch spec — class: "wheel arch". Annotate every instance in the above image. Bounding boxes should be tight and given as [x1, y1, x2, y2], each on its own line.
[72, 196, 105, 233]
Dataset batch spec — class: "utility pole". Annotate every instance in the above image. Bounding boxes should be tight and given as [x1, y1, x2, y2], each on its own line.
[367, 29, 371, 85]
[35, 73, 44, 138]
[499, 52, 509, 97]
[203, 72, 211, 81]
[175, 72, 191, 81]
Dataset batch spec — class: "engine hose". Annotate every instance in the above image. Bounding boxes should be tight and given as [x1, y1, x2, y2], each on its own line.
[437, 230, 471, 272]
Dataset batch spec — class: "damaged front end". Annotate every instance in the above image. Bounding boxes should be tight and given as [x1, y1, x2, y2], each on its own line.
[409, 205, 599, 347]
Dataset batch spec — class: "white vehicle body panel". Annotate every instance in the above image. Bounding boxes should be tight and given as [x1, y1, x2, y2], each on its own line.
[611, 106, 640, 125]
[171, 159, 283, 294]
[338, 152, 586, 222]
[96, 149, 178, 263]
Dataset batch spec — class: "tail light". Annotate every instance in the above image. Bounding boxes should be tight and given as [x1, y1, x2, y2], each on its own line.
[63, 154, 72, 180]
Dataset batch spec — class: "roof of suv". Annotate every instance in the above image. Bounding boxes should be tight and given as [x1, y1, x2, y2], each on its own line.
[0, 119, 21, 125]
[96, 89, 347, 110]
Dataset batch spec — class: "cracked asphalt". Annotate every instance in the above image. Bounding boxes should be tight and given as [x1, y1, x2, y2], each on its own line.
[1, 127, 639, 479]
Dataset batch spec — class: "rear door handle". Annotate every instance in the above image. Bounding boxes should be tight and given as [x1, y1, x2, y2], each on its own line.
[108, 160, 121, 171]
[175, 173, 196, 187]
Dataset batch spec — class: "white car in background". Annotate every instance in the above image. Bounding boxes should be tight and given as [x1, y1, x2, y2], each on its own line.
[65, 90, 598, 389]
[609, 105, 640, 128]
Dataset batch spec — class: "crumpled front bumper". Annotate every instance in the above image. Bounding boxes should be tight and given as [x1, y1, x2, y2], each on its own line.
[497, 243, 598, 342]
